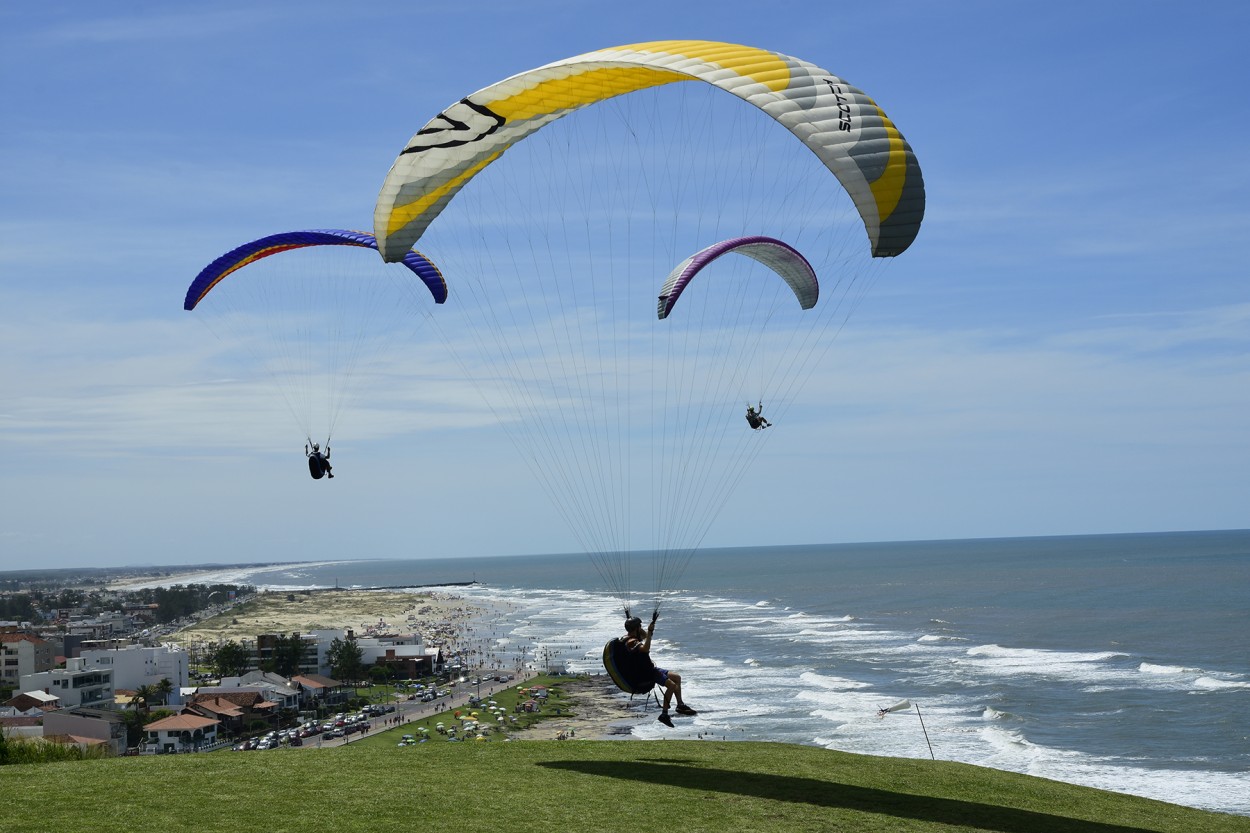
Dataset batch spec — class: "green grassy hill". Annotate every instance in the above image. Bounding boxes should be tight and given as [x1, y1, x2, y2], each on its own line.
[6, 740, 1246, 833]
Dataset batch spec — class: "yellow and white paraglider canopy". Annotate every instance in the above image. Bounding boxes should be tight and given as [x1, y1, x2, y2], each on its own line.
[376, 40, 923, 262]
[373, 41, 925, 614]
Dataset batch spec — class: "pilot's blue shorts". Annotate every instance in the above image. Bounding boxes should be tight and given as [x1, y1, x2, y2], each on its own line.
[653, 667, 669, 685]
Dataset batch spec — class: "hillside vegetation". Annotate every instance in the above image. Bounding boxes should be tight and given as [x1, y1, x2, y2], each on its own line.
[6, 739, 1246, 833]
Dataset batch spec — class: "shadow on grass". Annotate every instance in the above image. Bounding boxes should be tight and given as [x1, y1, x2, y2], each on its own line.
[536, 760, 1157, 833]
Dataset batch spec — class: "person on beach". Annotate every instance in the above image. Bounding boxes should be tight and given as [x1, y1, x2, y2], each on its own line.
[745, 402, 771, 430]
[624, 612, 696, 727]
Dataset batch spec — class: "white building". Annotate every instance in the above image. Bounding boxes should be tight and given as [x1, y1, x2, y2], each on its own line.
[143, 712, 219, 754]
[79, 644, 188, 704]
[212, 670, 301, 710]
[21, 657, 114, 708]
[354, 633, 426, 665]
[308, 629, 345, 674]
[297, 630, 440, 677]
[1, 632, 56, 689]
[66, 612, 130, 640]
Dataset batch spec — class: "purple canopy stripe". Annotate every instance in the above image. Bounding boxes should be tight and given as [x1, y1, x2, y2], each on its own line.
[184, 229, 447, 311]
[656, 235, 819, 320]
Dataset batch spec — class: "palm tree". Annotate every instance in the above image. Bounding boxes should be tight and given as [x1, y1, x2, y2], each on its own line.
[132, 684, 158, 714]
[155, 677, 174, 706]
[125, 684, 159, 750]
[120, 708, 148, 749]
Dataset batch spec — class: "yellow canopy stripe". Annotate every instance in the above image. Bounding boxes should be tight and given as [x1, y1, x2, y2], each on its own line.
[618, 40, 793, 92]
[385, 150, 502, 240]
[488, 67, 687, 123]
[869, 108, 910, 224]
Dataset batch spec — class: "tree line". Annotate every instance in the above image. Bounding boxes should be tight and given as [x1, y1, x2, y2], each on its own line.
[126, 584, 254, 624]
[0, 583, 254, 626]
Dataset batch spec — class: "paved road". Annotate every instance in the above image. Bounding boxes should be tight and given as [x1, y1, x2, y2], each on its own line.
[309, 669, 540, 749]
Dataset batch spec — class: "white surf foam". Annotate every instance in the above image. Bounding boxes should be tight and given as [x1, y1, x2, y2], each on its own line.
[1192, 675, 1250, 691]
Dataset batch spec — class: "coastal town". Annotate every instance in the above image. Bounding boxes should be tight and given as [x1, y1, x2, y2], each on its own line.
[1, 569, 623, 759]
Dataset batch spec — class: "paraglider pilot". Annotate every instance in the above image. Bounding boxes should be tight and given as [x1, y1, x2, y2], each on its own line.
[746, 401, 772, 430]
[624, 611, 696, 727]
[306, 441, 334, 479]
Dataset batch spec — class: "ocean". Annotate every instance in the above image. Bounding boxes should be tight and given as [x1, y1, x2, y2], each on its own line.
[178, 530, 1249, 816]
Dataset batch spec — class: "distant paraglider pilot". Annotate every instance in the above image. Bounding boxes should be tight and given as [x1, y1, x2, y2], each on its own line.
[306, 442, 334, 479]
[624, 612, 696, 727]
[745, 402, 772, 430]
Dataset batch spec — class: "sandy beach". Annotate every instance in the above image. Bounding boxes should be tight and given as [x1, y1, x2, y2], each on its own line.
[507, 675, 640, 740]
[170, 588, 480, 650]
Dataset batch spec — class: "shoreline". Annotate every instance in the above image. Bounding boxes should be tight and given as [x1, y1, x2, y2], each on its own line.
[105, 561, 349, 591]
[167, 586, 645, 741]
[46, 541, 1250, 817]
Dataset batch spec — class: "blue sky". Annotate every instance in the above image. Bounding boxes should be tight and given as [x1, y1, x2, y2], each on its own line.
[2, 2, 1248, 570]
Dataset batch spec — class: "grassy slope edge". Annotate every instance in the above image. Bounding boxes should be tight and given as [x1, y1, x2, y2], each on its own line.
[5, 740, 1247, 833]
